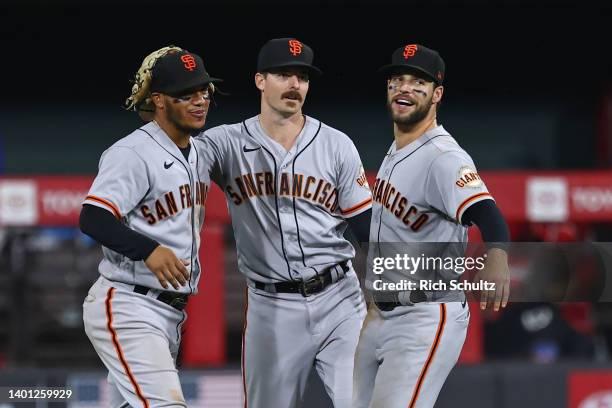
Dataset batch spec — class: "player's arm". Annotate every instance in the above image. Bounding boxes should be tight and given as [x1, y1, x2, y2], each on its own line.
[462, 199, 509, 247]
[79, 206, 188, 290]
[335, 140, 372, 222]
[462, 199, 510, 311]
[82, 146, 189, 290]
[346, 208, 372, 244]
[80, 204, 159, 260]
[426, 151, 510, 311]
[336, 139, 373, 262]
[194, 127, 227, 187]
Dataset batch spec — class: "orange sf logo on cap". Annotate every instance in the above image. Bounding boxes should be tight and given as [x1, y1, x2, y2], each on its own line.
[403, 44, 418, 59]
[181, 54, 197, 71]
[289, 40, 303, 56]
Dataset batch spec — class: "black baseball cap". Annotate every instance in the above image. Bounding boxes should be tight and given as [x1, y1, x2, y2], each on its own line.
[379, 44, 445, 85]
[257, 38, 322, 76]
[150, 50, 222, 96]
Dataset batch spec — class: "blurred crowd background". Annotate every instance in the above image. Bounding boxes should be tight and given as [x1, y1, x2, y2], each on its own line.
[0, 0, 611, 406]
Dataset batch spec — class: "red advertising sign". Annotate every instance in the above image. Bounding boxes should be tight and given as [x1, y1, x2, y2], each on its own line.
[0, 176, 92, 226]
[2, 171, 612, 227]
[568, 371, 612, 408]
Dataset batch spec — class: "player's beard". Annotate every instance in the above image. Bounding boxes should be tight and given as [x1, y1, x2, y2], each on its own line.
[165, 100, 206, 134]
[387, 95, 434, 129]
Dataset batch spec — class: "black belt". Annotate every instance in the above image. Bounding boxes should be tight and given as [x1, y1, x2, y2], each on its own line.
[253, 261, 350, 297]
[374, 290, 427, 311]
[133, 285, 189, 311]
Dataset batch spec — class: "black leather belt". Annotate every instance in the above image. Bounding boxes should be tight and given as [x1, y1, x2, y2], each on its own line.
[133, 285, 189, 311]
[253, 261, 350, 297]
[374, 290, 427, 311]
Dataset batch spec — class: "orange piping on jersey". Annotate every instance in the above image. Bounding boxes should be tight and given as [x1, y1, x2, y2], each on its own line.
[86, 195, 122, 219]
[408, 303, 446, 408]
[455, 192, 492, 222]
[105, 288, 149, 408]
[241, 288, 249, 408]
[341, 197, 373, 216]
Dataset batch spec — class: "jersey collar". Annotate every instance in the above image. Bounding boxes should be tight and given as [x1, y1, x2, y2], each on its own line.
[387, 125, 450, 157]
[143, 121, 196, 165]
[247, 114, 315, 157]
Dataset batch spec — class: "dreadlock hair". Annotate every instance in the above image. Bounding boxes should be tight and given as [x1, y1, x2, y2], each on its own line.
[124, 45, 183, 122]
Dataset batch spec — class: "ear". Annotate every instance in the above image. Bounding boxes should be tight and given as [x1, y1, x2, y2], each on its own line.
[151, 93, 165, 110]
[254, 72, 265, 92]
[432, 86, 444, 104]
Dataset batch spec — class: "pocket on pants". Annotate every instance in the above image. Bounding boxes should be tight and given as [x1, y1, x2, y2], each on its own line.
[454, 303, 470, 325]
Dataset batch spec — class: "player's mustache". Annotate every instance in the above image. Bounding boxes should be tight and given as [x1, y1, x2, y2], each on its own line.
[282, 91, 303, 101]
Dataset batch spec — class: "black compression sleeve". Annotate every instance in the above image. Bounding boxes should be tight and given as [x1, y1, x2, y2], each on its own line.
[346, 208, 372, 244]
[79, 204, 160, 261]
[461, 199, 510, 246]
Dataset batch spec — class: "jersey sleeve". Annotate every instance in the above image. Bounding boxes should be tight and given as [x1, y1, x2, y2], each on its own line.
[83, 146, 149, 219]
[195, 126, 226, 186]
[336, 141, 373, 218]
[425, 150, 494, 223]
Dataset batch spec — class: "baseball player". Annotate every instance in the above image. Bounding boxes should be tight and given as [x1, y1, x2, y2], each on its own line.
[353, 44, 510, 408]
[80, 46, 221, 407]
[195, 38, 372, 408]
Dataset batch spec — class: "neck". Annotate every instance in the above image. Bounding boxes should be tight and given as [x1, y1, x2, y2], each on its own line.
[259, 105, 305, 150]
[154, 115, 191, 148]
[394, 114, 438, 150]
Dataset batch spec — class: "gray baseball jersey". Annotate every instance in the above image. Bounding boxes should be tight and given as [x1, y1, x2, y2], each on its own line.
[372, 125, 491, 243]
[83, 120, 210, 408]
[366, 125, 492, 302]
[195, 115, 370, 408]
[354, 124, 489, 408]
[196, 115, 372, 283]
[83, 120, 209, 294]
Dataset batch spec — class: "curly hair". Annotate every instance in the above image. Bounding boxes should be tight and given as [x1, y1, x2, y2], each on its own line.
[124, 45, 184, 120]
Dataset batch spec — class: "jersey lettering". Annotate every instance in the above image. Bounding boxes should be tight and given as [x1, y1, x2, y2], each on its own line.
[227, 171, 340, 212]
[373, 178, 429, 231]
[138, 181, 208, 225]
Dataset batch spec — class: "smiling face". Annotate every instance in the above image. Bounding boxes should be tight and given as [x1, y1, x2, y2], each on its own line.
[152, 85, 212, 134]
[386, 72, 443, 128]
[255, 67, 309, 117]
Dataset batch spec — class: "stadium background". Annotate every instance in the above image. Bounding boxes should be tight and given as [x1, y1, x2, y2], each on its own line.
[0, 0, 611, 406]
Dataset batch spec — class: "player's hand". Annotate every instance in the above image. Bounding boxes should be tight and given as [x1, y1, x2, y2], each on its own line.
[473, 248, 510, 312]
[144, 246, 190, 290]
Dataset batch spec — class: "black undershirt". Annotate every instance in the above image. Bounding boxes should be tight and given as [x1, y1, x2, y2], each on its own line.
[80, 143, 192, 261]
[346, 208, 372, 245]
[462, 199, 510, 247]
[179, 143, 191, 161]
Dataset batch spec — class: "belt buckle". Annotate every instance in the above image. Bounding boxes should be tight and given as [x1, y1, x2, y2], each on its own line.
[299, 276, 325, 297]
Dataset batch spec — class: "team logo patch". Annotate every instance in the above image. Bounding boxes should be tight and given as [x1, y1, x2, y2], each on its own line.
[356, 165, 369, 189]
[455, 166, 483, 188]
[289, 40, 303, 56]
[181, 54, 197, 71]
[403, 44, 418, 59]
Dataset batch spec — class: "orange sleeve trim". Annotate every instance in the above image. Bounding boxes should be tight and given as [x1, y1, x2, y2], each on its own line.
[86, 195, 122, 219]
[105, 288, 150, 408]
[455, 192, 493, 222]
[341, 197, 373, 216]
[408, 303, 447, 408]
